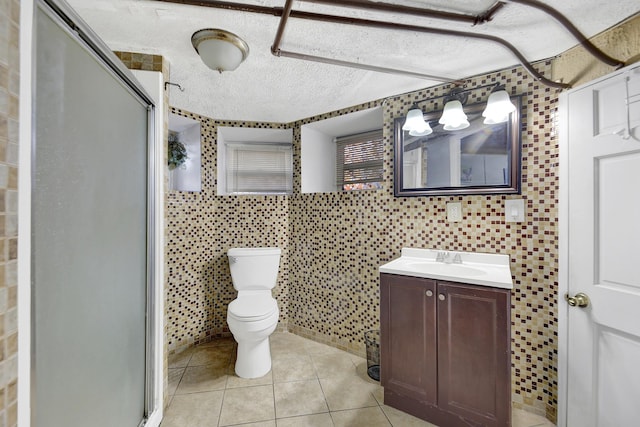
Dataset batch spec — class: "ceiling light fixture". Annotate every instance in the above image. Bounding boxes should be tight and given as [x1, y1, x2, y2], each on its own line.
[191, 29, 249, 73]
[402, 83, 516, 135]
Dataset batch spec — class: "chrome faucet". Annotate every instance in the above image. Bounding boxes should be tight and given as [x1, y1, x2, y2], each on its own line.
[436, 251, 463, 264]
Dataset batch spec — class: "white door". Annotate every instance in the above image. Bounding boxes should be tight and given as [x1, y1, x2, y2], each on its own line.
[561, 63, 640, 426]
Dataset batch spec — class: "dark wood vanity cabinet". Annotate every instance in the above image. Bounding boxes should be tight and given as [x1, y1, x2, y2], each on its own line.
[380, 273, 511, 427]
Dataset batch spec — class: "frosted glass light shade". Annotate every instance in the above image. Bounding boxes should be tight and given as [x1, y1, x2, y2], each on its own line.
[439, 100, 469, 131]
[482, 90, 516, 124]
[403, 108, 433, 136]
[192, 29, 249, 73]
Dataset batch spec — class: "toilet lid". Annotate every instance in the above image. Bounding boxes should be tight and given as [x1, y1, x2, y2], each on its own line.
[228, 295, 278, 321]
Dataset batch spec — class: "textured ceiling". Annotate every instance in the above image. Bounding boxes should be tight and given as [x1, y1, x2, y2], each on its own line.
[66, 0, 639, 123]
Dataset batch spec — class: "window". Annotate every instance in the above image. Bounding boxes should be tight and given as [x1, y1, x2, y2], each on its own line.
[336, 130, 384, 191]
[226, 142, 293, 194]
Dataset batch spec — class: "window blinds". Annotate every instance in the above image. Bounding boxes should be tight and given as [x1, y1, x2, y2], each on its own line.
[336, 130, 384, 189]
[226, 142, 293, 194]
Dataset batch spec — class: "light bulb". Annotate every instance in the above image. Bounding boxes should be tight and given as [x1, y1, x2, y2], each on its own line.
[483, 90, 516, 124]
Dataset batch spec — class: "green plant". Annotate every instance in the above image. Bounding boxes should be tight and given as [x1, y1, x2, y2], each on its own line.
[168, 132, 188, 170]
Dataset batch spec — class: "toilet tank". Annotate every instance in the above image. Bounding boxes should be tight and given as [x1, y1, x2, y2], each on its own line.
[228, 247, 281, 290]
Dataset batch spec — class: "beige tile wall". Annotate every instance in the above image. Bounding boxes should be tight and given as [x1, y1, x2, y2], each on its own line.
[162, 62, 561, 419]
[0, 1, 19, 426]
[166, 109, 291, 354]
[162, 15, 640, 424]
[289, 62, 561, 420]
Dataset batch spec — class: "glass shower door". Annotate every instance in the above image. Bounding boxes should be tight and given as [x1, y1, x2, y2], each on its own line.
[32, 3, 152, 426]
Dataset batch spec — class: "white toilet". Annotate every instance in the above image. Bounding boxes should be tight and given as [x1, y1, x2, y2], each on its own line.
[227, 247, 281, 378]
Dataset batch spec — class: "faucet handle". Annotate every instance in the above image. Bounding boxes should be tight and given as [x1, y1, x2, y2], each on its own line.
[453, 253, 462, 264]
[436, 251, 445, 262]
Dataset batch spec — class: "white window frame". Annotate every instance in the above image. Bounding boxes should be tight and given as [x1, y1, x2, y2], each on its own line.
[225, 141, 293, 195]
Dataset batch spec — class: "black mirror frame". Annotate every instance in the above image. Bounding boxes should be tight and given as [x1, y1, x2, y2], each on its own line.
[393, 96, 522, 197]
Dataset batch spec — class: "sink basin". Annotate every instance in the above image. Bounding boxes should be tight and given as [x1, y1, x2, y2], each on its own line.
[379, 248, 514, 289]
[405, 262, 486, 277]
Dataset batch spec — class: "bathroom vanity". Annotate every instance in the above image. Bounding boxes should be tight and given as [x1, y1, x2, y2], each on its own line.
[379, 248, 513, 427]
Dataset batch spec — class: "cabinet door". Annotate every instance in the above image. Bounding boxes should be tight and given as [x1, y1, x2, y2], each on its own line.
[437, 282, 511, 427]
[380, 274, 437, 404]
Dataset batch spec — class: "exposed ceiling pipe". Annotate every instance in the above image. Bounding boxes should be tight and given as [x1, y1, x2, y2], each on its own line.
[270, 1, 568, 89]
[156, 0, 501, 23]
[270, 0, 461, 83]
[159, 0, 623, 87]
[297, 0, 505, 25]
[274, 49, 466, 83]
[156, 0, 278, 16]
[503, 0, 625, 68]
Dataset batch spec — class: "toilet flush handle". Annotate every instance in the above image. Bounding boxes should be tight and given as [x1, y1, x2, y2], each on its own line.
[229, 256, 238, 264]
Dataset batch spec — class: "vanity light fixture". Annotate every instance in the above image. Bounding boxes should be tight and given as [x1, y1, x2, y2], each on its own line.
[402, 104, 433, 136]
[402, 83, 515, 135]
[191, 29, 250, 73]
[482, 84, 517, 124]
[439, 89, 470, 131]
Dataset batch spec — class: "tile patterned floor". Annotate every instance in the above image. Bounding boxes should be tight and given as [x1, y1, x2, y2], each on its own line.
[163, 332, 555, 427]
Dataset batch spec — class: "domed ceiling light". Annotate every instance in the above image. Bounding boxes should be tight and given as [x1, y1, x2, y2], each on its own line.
[191, 29, 249, 73]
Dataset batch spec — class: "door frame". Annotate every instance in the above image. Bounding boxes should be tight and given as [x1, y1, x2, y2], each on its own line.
[17, 1, 165, 426]
[558, 62, 639, 427]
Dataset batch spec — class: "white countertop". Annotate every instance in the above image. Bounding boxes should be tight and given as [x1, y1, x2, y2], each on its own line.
[379, 248, 514, 290]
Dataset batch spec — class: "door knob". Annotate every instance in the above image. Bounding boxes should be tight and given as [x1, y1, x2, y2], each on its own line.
[565, 292, 590, 308]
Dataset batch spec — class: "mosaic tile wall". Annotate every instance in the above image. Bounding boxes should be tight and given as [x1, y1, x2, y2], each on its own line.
[288, 61, 561, 420]
[166, 108, 290, 354]
[0, 1, 19, 426]
[160, 17, 639, 422]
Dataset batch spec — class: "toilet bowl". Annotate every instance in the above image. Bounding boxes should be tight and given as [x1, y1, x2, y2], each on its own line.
[227, 248, 281, 378]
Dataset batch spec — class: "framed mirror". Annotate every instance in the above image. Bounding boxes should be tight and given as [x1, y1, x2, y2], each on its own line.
[394, 97, 522, 196]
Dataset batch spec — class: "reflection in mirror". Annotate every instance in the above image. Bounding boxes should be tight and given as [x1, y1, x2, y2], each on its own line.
[394, 97, 521, 196]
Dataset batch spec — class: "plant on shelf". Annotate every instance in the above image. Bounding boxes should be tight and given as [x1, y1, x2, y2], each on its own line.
[168, 132, 188, 170]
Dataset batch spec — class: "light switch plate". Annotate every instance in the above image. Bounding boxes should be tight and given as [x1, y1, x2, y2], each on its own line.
[505, 199, 525, 222]
[447, 202, 462, 222]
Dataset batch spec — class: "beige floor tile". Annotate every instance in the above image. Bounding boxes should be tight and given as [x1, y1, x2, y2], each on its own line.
[161, 390, 224, 427]
[372, 387, 384, 406]
[199, 337, 236, 347]
[353, 358, 381, 383]
[227, 369, 273, 389]
[219, 385, 276, 426]
[189, 343, 234, 367]
[512, 408, 555, 427]
[330, 407, 391, 427]
[169, 348, 194, 369]
[271, 338, 309, 360]
[271, 332, 309, 347]
[274, 379, 329, 418]
[277, 413, 334, 427]
[168, 368, 185, 396]
[381, 405, 437, 427]
[319, 376, 379, 411]
[175, 365, 228, 394]
[272, 354, 317, 383]
[304, 339, 344, 356]
[232, 422, 277, 427]
[312, 353, 357, 379]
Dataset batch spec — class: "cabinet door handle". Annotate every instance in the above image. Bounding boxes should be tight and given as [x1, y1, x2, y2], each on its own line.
[426, 290, 433, 297]
[438, 294, 446, 301]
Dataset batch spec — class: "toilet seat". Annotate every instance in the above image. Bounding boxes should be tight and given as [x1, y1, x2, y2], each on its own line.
[228, 295, 278, 322]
